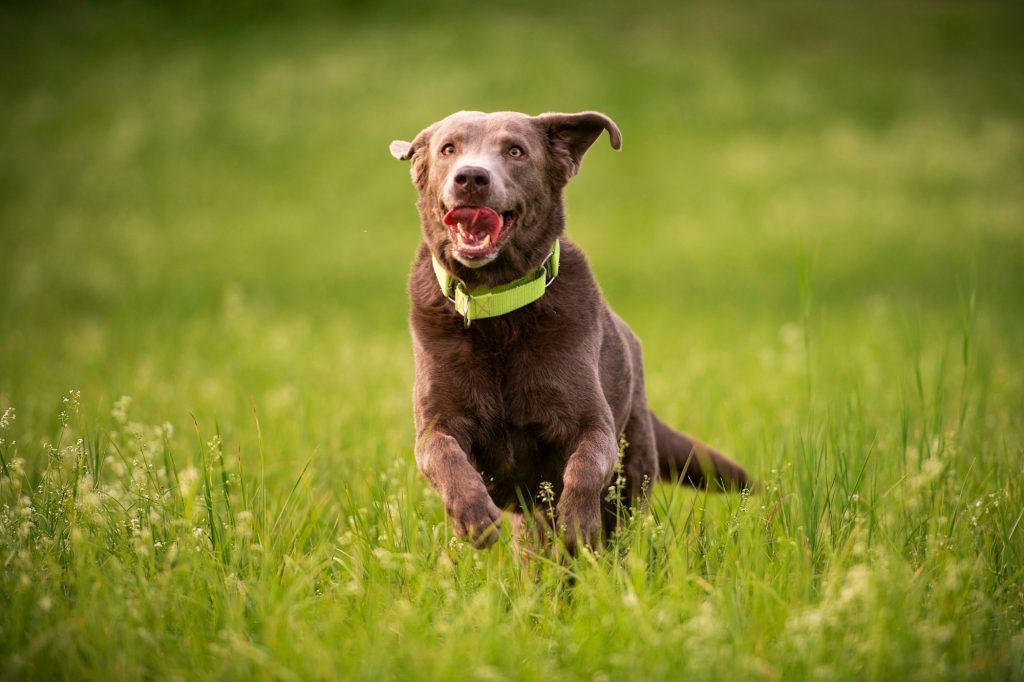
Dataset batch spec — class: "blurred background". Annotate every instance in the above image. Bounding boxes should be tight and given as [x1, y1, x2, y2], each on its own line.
[0, 0, 1022, 465]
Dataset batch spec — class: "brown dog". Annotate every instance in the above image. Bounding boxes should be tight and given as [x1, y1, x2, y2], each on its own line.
[390, 111, 749, 552]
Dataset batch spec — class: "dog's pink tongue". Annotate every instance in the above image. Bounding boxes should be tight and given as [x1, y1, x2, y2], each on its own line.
[442, 206, 501, 238]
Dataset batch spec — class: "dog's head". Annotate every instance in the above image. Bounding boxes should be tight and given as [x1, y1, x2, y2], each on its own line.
[390, 111, 621, 285]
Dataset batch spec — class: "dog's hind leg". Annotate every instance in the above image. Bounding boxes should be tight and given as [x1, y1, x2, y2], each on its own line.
[651, 414, 750, 492]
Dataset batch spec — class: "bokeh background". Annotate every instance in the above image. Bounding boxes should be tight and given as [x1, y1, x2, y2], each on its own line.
[1, 1, 1023, 679]
[3, 1, 1021, 432]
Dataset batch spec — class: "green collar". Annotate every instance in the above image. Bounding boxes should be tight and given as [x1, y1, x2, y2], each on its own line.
[432, 240, 560, 325]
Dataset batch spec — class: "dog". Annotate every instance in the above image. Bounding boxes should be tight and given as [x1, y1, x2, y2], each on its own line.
[390, 110, 749, 552]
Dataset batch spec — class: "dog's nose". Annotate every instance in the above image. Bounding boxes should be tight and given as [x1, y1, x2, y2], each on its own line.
[453, 166, 490, 191]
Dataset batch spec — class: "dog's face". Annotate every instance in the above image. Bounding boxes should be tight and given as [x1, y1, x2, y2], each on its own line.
[391, 111, 621, 279]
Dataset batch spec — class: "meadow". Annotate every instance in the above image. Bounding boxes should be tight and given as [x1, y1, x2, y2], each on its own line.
[1, 1, 1023, 679]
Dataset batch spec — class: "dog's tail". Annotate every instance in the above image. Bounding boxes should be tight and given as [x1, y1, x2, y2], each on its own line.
[652, 414, 751, 492]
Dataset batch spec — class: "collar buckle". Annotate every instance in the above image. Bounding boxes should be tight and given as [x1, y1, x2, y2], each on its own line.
[542, 249, 557, 288]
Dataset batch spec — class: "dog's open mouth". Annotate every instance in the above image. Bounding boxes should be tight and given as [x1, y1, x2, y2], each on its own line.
[442, 206, 516, 263]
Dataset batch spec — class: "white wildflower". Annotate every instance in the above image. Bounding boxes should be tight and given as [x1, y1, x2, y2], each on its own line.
[60, 389, 81, 425]
[104, 454, 126, 478]
[908, 457, 944, 493]
[235, 510, 254, 539]
[131, 527, 152, 557]
[111, 396, 132, 425]
[76, 479, 101, 513]
[837, 564, 872, 606]
[178, 467, 199, 497]
[684, 601, 724, 655]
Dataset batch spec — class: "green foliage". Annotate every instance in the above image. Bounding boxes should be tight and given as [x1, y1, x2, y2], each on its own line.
[1, 1, 1022, 679]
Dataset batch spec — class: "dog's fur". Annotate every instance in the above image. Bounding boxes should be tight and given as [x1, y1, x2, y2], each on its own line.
[391, 110, 749, 551]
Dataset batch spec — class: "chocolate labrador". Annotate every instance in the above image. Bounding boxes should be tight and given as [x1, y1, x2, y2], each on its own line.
[390, 110, 749, 552]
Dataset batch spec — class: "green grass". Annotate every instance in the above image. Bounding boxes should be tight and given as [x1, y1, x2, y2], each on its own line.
[2, 1, 1023, 679]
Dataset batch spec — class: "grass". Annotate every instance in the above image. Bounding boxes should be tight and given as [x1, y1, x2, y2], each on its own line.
[1, 1, 1023, 679]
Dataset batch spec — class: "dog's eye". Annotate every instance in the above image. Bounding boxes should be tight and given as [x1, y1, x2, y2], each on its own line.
[508, 145, 525, 158]
[440, 143, 456, 156]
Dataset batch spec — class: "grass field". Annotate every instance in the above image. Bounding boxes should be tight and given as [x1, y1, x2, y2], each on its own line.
[2, 1, 1023, 679]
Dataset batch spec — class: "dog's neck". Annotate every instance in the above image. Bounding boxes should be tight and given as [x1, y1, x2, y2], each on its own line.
[431, 240, 560, 325]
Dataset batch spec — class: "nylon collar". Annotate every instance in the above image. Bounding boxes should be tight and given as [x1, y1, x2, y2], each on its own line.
[432, 240, 560, 326]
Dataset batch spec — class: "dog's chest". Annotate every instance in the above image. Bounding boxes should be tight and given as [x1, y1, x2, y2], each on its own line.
[458, 341, 579, 493]
[468, 330, 579, 433]
[473, 393, 573, 507]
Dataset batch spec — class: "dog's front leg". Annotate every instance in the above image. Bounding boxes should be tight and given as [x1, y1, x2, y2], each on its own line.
[416, 431, 502, 548]
[557, 425, 618, 553]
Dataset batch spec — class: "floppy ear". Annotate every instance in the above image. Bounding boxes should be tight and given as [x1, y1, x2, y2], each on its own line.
[535, 111, 622, 178]
[389, 140, 413, 160]
[389, 122, 438, 162]
[390, 123, 439, 188]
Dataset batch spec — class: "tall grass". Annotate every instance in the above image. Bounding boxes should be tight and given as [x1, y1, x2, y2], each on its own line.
[1, 302, 1021, 679]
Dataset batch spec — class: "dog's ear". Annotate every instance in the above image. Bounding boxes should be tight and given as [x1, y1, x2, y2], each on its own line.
[389, 140, 413, 160]
[389, 122, 438, 161]
[390, 123, 439, 188]
[534, 111, 622, 179]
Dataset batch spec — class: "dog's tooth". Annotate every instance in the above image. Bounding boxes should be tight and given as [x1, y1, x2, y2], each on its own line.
[481, 234, 490, 246]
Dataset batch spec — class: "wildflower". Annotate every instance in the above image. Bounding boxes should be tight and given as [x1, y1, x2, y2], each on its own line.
[178, 467, 199, 497]
[837, 564, 873, 606]
[907, 457, 944, 493]
[111, 396, 133, 425]
[684, 602, 725, 655]
[539, 480, 556, 519]
[131, 526, 152, 557]
[235, 510, 254, 539]
[7, 457, 25, 480]
[76, 479, 101, 513]
[104, 455, 126, 478]
[225, 573, 247, 596]
[59, 389, 81, 426]
[0, 406, 14, 430]
[922, 457, 943, 479]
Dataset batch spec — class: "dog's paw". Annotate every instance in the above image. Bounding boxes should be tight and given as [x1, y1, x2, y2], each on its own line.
[556, 491, 602, 554]
[448, 490, 503, 549]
